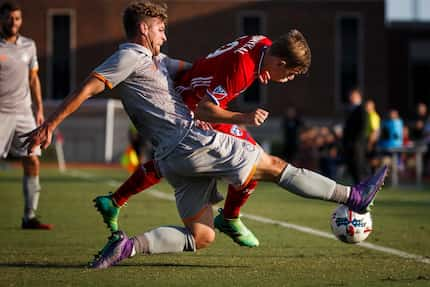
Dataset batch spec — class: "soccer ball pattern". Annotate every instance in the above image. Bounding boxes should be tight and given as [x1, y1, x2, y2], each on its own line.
[330, 205, 373, 244]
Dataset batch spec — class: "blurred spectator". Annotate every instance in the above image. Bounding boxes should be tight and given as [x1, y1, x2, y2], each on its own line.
[378, 109, 404, 173]
[342, 88, 367, 184]
[410, 102, 428, 142]
[378, 109, 403, 149]
[403, 126, 412, 147]
[122, 123, 152, 173]
[297, 126, 319, 170]
[282, 107, 302, 163]
[129, 123, 152, 163]
[319, 128, 341, 179]
[364, 100, 381, 173]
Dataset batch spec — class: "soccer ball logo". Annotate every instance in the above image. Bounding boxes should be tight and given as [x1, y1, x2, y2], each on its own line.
[330, 205, 372, 244]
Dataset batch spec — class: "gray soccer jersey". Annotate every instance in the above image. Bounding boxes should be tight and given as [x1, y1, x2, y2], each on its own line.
[94, 43, 261, 219]
[0, 36, 38, 114]
[93, 44, 194, 159]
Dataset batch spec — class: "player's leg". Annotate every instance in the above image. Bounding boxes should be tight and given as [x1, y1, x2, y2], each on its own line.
[253, 151, 387, 214]
[13, 112, 53, 230]
[89, 211, 212, 269]
[213, 124, 257, 219]
[211, 124, 260, 247]
[90, 178, 217, 269]
[94, 159, 161, 231]
[214, 180, 259, 247]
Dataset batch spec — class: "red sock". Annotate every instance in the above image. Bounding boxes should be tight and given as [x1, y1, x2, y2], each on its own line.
[223, 180, 258, 219]
[112, 160, 161, 206]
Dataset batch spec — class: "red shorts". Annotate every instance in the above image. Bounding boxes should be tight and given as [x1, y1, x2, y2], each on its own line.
[211, 123, 257, 145]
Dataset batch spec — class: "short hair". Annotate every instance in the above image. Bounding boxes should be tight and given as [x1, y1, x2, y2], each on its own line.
[270, 29, 311, 74]
[123, 0, 168, 39]
[349, 87, 363, 96]
[0, 1, 21, 17]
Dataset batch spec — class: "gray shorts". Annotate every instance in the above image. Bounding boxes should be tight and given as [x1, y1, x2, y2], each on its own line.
[158, 127, 261, 219]
[0, 110, 41, 158]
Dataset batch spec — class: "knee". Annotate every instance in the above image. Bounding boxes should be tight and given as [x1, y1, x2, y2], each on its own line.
[269, 155, 286, 171]
[22, 156, 40, 174]
[257, 153, 286, 181]
[193, 228, 216, 249]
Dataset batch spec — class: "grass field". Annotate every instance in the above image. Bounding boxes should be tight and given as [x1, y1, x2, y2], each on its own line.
[1, 165, 430, 287]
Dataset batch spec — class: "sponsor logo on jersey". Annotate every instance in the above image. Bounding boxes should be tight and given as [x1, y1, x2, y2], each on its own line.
[244, 142, 255, 152]
[230, 125, 243, 137]
[212, 85, 228, 100]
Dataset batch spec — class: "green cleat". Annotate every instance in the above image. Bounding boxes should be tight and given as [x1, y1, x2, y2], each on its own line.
[214, 208, 259, 247]
[93, 195, 121, 232]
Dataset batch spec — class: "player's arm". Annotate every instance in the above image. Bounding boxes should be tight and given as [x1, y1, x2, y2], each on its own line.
[29, 69, 44, 125]
[22, 76, 105, 154]
[195, 94, 269, 126]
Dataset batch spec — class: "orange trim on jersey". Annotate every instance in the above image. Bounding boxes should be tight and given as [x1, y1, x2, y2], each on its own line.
[92, 72, 113, 89]
[241, 164, 257, 189]
[182, 204, 211, 223]
[177, 60, 185, 74]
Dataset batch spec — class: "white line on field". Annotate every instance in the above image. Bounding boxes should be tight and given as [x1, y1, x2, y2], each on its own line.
[68, 170, 430, 265]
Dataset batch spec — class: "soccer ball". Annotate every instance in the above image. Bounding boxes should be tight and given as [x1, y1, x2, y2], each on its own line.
[330, 205, 373, 244]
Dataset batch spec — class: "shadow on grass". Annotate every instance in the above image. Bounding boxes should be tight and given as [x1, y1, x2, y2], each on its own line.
[0, 261, 248, 269]
[0, 262, 85, 269]
[117, 262, 249, 268]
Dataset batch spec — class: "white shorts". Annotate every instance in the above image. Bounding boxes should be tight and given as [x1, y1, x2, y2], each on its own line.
[158, 127, 261, 219]
[0, 110, 41, 158]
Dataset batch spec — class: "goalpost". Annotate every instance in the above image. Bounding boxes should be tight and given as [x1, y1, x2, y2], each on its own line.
[104, 99, 129, 163]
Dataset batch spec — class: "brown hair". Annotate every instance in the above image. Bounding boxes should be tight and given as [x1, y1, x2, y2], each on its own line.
[0, 1, 21, 17]
[123, 0, 168, 39]
[270, 29, 311, 74]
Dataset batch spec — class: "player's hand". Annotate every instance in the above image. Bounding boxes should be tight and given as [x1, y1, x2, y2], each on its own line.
[259, 70, 270, 84]
[20, 122, 54, 155]
[195, 119, 213, 131]
[35, 110, 45, 126]
[244, 109, 269, 126]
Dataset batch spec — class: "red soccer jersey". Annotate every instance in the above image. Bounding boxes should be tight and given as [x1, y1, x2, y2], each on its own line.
[176, 35, 272, 111]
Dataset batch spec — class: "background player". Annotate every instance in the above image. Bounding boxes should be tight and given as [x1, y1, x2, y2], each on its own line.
[0, 2, 52, 230]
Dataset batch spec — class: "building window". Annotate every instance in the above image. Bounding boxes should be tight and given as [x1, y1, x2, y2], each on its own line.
[385, 0, 430, 23]
[237, 12, 266, 106]
[47, 9, 76, 99]
[409, 41, 430, 106]
[335, 14, 363, 105]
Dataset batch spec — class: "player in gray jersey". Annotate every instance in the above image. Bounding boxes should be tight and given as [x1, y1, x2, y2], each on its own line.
[22, 1, 387, 268]
[0, 2, 52, 230]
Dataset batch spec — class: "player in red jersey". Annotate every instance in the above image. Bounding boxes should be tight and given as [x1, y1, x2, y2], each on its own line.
[94, 32, 306, 247]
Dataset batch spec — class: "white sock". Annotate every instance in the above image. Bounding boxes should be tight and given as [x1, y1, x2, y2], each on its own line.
[278, 164, 349, 203]
[23, 176, 41, 221]
[132, 226, 196, 254]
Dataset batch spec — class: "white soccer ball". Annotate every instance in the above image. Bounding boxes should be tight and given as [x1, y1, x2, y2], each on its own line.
[330, 205, 373, 244]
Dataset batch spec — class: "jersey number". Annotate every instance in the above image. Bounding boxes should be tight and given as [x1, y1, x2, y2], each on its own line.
[206, 41, 239, 59]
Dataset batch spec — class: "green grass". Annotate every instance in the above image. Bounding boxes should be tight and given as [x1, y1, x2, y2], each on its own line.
[1, 165, 430, 287]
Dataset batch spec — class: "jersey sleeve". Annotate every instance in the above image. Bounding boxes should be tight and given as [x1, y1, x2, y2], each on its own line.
[29, 41, 39, 71]
[92, 49, 140, 89]
[158, 53, 191, 80]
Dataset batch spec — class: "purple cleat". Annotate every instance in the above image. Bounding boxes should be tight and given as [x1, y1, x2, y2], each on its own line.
[347, 165, 388, 214]
[89, 231, 133, 269]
